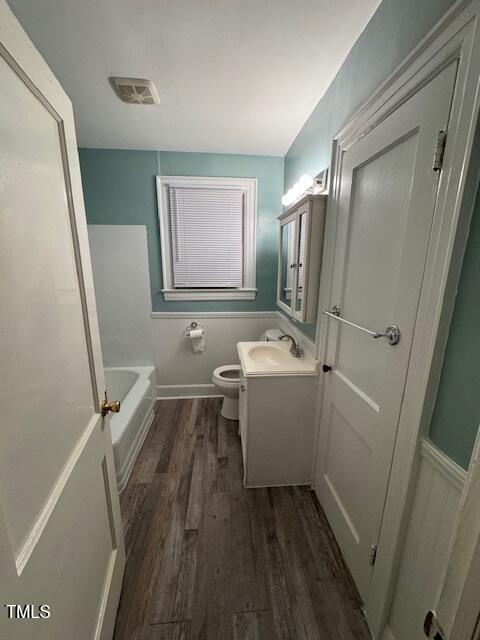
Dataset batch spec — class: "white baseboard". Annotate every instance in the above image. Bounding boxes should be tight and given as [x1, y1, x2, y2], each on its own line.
[157, 383, 221, 399]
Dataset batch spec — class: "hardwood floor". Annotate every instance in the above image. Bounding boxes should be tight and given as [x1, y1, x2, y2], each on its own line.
[114, 398, 370, 640]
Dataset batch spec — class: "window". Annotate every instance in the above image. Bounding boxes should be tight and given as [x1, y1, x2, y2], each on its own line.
[156, 176, 257, 300]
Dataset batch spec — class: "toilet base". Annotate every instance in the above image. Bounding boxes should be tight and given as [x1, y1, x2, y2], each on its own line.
[221, 396, 239, 421]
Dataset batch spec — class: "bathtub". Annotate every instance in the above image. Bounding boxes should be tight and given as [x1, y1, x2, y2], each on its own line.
[104, 366, 156, 492]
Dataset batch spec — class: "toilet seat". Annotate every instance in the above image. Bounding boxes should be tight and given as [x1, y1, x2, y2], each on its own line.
[212, 364, 240, 386]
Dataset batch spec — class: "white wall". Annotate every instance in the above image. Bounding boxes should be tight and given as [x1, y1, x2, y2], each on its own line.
[152, 311, 315, 397]
[384, 439, 466, 640]
[88, 225, 154, 367]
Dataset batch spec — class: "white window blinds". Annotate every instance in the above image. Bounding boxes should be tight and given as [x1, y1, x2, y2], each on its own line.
[168, 185, 244, 288]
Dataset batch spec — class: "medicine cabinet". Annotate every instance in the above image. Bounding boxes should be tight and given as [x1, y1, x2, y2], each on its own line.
[277, 194, 327, 323]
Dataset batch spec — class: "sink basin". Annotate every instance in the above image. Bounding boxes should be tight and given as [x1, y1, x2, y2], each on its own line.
[237, 341, 319, 376]
[247, 345, 291, 366]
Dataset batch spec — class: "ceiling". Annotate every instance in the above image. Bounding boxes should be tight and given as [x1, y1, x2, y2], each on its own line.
[8, 0, 381, 155]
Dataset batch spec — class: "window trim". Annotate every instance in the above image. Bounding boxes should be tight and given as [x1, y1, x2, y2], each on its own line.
[156, 175, 257, 301]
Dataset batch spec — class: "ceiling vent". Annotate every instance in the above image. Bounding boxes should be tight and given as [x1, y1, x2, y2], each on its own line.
[109, 77, 160, 105]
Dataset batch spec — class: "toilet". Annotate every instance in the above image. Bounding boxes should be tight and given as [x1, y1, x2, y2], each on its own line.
[212, 364, 241, 420]
[212, 328, 284, 420]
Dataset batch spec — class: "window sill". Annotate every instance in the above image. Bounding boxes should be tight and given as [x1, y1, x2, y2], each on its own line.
[162, 288, 257, 301]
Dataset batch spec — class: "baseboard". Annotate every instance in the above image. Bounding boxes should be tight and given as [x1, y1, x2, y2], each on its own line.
[157, 383, 222, 399]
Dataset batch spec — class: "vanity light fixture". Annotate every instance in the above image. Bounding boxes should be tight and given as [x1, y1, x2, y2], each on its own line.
[282, 170, 328, 208]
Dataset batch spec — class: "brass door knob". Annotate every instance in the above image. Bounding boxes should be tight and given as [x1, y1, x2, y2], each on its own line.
[101, 393, 121, 417]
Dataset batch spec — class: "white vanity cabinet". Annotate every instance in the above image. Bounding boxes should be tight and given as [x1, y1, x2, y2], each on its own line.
[277, 194, 327, 323]
[238, 369, 318, 487]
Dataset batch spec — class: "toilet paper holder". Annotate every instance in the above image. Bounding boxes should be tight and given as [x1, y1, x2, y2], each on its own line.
[185, 321, 203, 337]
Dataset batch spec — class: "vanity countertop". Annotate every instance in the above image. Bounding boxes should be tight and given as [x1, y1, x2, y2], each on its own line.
[237, 341, 319, 377]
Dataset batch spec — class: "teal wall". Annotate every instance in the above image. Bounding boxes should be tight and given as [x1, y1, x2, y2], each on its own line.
[79, 149, 284, 312]
[429, 187, 480, 469]
[283, 0, 479, 468]
[284, 0, 458, 344]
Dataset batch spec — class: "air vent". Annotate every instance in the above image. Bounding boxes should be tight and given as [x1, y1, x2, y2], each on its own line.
[109, 77, 160, 105]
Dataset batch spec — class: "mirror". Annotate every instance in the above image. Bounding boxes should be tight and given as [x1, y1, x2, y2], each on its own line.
[294, 212, 307, 314]
[279, 219, 295, 309]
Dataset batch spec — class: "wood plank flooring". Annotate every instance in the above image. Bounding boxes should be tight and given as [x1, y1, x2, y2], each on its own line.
[114, 398, 370, 640]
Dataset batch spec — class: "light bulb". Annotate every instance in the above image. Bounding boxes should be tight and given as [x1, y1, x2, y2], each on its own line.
[292, 182, 303, 199]
[299, 174, 314, 190]
[282, 194, 291, 206]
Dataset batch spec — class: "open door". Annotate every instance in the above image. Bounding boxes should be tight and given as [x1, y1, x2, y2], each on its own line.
[0, 3, 125, 639]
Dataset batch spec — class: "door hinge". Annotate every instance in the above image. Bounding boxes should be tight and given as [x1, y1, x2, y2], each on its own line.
[424, 610, 446, 639]
[369, 544, 378, 566]
[432, 130, 447, 172]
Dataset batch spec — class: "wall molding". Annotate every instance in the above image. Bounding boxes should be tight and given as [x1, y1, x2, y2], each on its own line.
[151, 310, 278, 319]
[162, 288, 257, 301]
[157, 383, 221, 399]
[421, 438, 467, 492]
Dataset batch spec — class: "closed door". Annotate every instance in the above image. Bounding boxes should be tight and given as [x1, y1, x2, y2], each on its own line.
[0, 4, 125, 640]
[316, 61, 457, 601]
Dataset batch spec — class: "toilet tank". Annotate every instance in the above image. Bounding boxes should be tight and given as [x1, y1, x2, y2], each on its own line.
[260, 328, 284, 341]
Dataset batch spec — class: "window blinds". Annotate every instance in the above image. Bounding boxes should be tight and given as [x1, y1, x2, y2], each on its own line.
[168, 185, 244, 288]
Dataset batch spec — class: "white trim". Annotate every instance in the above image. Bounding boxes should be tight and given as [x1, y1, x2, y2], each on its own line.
[161, 287, 257, 301]
[156, 175, 257, 301]
[435, 424, 480, 639]
[421, 439, 467, 492]
[151, 310, 278, 319]
[313, 1, 480, 636]
[156, 383, 221, 399]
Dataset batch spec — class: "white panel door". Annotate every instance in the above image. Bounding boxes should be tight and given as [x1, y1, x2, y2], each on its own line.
[0, 3, 125, 640]
[316, 61, 457, 602]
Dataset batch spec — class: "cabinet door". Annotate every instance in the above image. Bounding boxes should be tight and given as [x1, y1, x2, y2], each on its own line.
[277, 216, 297, 315]
[293, 204, 311, 321]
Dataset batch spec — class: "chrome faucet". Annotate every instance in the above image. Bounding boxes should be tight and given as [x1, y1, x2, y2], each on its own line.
[280, 334, 302, 358]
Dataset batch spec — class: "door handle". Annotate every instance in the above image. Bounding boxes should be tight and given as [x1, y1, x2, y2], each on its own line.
[101, 392, 121, 417]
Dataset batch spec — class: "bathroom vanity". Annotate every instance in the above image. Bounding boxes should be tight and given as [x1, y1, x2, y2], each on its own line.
[237, 340, 319, 487]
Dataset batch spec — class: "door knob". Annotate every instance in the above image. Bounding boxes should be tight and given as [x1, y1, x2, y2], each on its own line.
[101, 392, 121, 417]
[322, 364, 332, 373]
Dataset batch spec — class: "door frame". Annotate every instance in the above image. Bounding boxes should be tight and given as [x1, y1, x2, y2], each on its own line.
[312, 0, 480, 636]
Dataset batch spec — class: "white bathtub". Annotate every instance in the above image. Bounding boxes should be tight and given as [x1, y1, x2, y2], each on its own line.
[104, 366, 156, 492]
